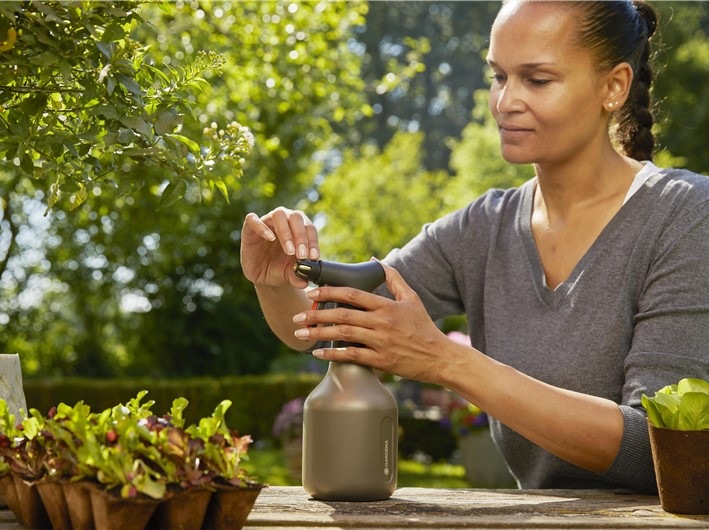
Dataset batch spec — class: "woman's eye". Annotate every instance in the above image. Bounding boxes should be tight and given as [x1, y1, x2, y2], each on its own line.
[490, 74, 507, 83]
[529, 78, 551, 86]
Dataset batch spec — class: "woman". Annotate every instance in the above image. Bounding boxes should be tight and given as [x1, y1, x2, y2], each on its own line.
[240, 1, 709, 492]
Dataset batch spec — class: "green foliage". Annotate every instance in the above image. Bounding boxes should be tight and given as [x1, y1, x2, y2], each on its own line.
[186, 399, 253, 486]
[133, 0, 372, 205]
[357, 2, 500, 171]
[398, 415, 457, 463]
[0, 1, 252, 211]
[642, 378, 709, 431]
[315, 132, 450, 262]
[315, 93, 534, 262]
[0, 1, 374, 378]
[0, 392, 258, 499]
[652, 3, 709, 174]
[0, 2, 706, 381]
[22, 373, 321, 443]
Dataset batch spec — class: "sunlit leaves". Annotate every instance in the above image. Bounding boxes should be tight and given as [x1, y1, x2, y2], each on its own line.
[642, 378, 709, 431]
[315, 131, 450, 262]
[0, 2, 252, 211]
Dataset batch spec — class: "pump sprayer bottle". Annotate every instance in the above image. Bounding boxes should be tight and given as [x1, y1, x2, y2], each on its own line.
[294, 258, 398, 501]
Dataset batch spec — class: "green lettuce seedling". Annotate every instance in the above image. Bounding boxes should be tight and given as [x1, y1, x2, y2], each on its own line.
[641, 378, 709, 430]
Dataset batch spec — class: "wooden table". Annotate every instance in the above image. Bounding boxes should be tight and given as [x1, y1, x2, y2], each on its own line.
[244, 487, 709, 529]
[1, 486, 708, 529]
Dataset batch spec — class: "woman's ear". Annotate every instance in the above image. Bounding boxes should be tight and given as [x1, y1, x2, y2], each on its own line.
[602, 62, 633, 112]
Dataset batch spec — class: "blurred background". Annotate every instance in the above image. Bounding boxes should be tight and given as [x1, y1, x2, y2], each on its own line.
[0, 1, 707, 486]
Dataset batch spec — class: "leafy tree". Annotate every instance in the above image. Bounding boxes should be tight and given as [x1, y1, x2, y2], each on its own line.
[0, 1, 706, 380]
[0, 1, 251, 211]
[315, 131, 449, 262]
[357, 2, 500, 170]
[652, 2, 709, 173]
[0, 1, 377, 377]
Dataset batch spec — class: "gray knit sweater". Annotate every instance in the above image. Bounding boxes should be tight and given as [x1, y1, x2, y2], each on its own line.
[381, 167, 709, 493]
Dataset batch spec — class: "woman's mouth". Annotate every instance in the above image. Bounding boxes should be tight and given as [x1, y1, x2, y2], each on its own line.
[498, 124, 533, 141]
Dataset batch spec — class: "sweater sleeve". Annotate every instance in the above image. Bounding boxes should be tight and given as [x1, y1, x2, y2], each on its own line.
[602, 181, 709, 492]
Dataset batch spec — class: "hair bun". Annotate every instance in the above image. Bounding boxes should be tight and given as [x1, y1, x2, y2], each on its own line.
[633, 1, 658, 39]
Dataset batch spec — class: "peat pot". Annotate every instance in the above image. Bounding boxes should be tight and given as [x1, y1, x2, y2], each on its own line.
[648, 422, 709, 515]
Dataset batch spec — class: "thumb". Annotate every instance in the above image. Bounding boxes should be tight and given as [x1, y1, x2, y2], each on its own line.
[379, 262, 418, 302]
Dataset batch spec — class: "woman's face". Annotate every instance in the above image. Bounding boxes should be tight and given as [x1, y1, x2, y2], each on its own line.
[487, 1, 610, 167]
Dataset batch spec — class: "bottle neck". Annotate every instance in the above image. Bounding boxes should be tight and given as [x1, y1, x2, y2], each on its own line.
[327, 361, 375, 376]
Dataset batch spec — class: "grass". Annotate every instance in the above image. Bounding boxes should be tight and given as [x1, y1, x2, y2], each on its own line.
[242, 446, 470, 488]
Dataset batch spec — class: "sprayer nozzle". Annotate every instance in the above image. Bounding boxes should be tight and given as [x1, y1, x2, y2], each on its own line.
[294, 259, 321, 283]
[294, 258, 384, 291]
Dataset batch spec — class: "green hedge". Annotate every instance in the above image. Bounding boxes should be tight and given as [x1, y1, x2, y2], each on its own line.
[23, 374, 321, 443]
[23, 374, 458, 461]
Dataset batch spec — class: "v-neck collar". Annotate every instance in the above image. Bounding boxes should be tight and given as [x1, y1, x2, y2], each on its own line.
[517, 167, 664, 307]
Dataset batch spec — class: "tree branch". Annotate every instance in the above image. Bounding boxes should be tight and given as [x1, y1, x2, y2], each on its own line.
[0, 85, 83, 94]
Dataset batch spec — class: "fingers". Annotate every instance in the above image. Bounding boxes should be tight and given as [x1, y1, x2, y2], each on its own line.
[311, 345, 373, 365]
[268, 207, 320, 260]
[242, 212, 276, 242]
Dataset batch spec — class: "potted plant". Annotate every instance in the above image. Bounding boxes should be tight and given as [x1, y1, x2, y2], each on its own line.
[58, 392, 167, 530]
[440, 397, 515, 488]
[0, 401, 25, 525]
[42, 400, 99, 530]
[148, 397, 214, 530]
[272, 397, 305, 482]
[642, 377, 709, 514]
[0, 392, 265, 530]
[0, 406, 55, 529]
[187, 399, 265, 530]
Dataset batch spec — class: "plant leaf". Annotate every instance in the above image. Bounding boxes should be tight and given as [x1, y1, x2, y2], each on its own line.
[652, 392, 681, 429]
[642, 394, 665, 428]
[212, 178, 230, 204]
[677, 377, 709, 395]
[166, 133, 200, 155]
[157, 179, 187, 211]
[677, 392, 709, 430]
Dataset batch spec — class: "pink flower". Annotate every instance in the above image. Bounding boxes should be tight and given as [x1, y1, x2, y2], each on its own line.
[447, 331, 470, 345]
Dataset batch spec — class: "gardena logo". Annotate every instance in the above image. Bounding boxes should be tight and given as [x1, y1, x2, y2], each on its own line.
[383, 439, 390, 476]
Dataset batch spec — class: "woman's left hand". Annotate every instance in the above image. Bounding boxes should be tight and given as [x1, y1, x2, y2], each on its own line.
[292, 263, 450, 383]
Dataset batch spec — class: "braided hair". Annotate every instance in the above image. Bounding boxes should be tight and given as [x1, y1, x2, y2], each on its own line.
[572, 1, 659, 162]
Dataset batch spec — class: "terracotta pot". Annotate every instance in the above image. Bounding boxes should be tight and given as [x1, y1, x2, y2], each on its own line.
[88, 482, 161, 530]
[202, 483, 265, 530]
[36, 478, 72, 530]
[0, 473, 21, 525]
[151, 487, 212, 530]
[648, 422, 709, 515]
[12, 474, 52, 529]
[62, 480, 96, 530]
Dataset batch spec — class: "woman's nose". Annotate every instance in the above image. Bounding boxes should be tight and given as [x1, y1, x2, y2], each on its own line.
[494, 80, 524, 114]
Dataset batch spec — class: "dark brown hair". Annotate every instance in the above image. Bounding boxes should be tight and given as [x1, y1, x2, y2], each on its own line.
[572, 1, 659, 161]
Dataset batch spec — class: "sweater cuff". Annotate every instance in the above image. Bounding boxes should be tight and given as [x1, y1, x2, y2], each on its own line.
[601, 405, 657, 493]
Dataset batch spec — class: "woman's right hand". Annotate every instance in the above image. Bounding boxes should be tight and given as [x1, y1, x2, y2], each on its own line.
[240, 207, 320, 289]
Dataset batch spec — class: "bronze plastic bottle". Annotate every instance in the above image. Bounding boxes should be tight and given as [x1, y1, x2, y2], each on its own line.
[294, 259, 398, 501]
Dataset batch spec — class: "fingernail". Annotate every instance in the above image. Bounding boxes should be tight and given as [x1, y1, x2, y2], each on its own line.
[285, 240, 295, 255]
[293, 313, 306, 324]
[309, 248, 319, 259]
[306, 289, 319, 299]
[294, 328, 310, 339]
[297, 244, 307, 259]
[264, 229, 276, 242]
[312, 349, 324, 358]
